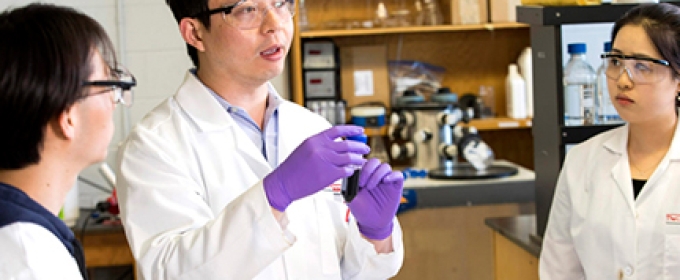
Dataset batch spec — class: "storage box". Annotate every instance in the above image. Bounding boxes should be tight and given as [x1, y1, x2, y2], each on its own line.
[489, 0, 521, 23]
[340, 45, 391, 108]
[303, 41, 336, 69]
[305, 71, 337, 98]
[442, 0, 488, 25]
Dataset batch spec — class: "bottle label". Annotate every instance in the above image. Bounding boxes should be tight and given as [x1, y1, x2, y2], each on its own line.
[564, 84, 595, 126]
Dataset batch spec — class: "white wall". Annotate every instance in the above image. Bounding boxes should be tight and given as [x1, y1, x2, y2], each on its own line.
[0, 0, 290, 207]
[561, 23, 615, 70]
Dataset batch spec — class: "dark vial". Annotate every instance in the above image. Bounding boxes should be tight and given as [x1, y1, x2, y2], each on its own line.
[342, 134, 367, 203]
[342, 169, 361, 202]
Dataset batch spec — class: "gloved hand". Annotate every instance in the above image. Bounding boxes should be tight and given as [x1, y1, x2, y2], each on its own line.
[348, 158, 404, 240]
[264, 125, 370, 211]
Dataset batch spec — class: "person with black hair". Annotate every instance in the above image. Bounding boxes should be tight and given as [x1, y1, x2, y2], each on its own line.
[115, 0, 404, 279]
[0, 3, 135, 279]
[541, 3, 680, 279]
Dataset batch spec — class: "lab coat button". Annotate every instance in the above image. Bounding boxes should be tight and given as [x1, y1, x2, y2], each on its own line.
[624, 266, 633, 276]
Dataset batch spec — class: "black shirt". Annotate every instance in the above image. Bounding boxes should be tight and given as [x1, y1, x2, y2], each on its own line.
[632, 179, 646, 199]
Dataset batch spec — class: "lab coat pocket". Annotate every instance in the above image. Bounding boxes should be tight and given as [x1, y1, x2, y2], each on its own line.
[664, 222, 680, 277]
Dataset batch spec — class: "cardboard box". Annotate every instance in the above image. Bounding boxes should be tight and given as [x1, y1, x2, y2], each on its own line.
[340, 45, 391, 108]
[489, 0, 522, 23]
[442, 0, 488, 25]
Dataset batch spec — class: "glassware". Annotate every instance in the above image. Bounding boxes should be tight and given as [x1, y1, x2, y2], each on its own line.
[368, 134, 391, 163]
[563, 43, 596, 126]
[421, 0, 442, 25]
[596, 42, 624, 124]
[298, 0, 310, 31]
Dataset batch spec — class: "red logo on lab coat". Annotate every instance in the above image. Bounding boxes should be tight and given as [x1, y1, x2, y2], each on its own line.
[666, 214, 680, 224]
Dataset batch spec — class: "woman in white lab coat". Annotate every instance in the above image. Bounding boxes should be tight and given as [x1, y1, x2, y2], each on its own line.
[116, 0, 404, 279]
[0, 4, 134, 280]
[540, 3, 680, 279]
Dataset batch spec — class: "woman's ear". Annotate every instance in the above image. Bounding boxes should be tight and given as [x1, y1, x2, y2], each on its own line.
[179, 18, 205, 52]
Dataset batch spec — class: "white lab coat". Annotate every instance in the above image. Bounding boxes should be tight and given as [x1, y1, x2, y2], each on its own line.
[116, 72, 404, 280]
[0, 223, 82, 280]
[540, 122, 680, 279]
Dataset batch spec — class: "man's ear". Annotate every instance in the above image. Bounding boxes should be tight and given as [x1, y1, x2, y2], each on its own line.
[179, 18, 206, 52]
[55, 105, 77, 140]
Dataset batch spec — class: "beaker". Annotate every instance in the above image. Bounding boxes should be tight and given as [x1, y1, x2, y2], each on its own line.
[391, 0, 412, 26]
[368, 134, 391, 163]
[421, 0, 442, 25]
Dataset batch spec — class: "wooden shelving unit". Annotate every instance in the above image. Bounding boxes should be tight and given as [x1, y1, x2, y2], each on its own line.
[468, 117, 532, 131]
[300, 22, 528, 38]
[290, 1, 534, 170]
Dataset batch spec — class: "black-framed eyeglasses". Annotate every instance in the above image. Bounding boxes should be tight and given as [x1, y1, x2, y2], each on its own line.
[191, 0, 296, 30]
[600, 53, 674, 84]
[82, 68, 136, 107]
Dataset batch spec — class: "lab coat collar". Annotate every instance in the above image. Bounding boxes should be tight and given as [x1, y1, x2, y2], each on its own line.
[174, 71, 234, 132]
[602, 119, 680, 160]
[605, 119, 680, 211]
[174, 71, 286, 134]
[602, 124, 629, 156]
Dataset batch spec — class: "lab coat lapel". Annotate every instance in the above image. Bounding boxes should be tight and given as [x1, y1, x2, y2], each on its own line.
[639, 120, 680, 202]
[276, 102, 311, 165]
[174, 72, 271, 177]
[604, 125, 637, 213]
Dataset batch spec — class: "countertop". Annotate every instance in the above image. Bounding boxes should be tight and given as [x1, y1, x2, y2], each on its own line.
[402, 160, 535, 207]
[485, 214, 541, 258]
[72, 209, 124, 235]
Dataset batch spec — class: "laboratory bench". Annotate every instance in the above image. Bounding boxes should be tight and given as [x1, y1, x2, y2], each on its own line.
[393, 160, 536, 280]
[72, 209, 135, 279]
[485, 215, 541, 280]
[402, 160, 535, 208]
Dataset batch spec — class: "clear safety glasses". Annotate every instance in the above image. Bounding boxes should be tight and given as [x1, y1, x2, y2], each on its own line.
[600, 53, 674, 84]
[82, 67, 136, 107]
[192, 0, 296, 30]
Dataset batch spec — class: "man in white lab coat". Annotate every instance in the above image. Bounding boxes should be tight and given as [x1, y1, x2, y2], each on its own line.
[0, 3, 135, 279]
[115, 0, 405, 279]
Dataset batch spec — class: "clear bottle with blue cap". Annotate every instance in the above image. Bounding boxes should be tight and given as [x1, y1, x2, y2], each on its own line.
[596, 42, 624, 124]
[564, 43, 596, 126]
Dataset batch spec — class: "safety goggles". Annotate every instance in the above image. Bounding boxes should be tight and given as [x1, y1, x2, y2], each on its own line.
[600, 52, 674, 84]
[191, 0, 296, 30]
[82, 67, 136, 107]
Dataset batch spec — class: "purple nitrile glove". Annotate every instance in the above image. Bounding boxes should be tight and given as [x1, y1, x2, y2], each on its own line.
[348, 158, 404, 240]
[264, 125, 370, 211]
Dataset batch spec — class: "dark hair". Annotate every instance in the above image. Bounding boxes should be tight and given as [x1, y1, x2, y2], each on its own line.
[612, 3, 680, 76]
[165, 0, 212, 68]
[0, 3, 118, 169]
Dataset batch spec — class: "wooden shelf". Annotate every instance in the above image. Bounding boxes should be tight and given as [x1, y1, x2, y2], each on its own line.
[467, 117, 532, 131]
[358, 117, 531, 137]
[300, 22, 529, 38]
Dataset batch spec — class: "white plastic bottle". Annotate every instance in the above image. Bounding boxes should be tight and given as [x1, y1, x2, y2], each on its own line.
[596, 42, 624, 124]
[518, 47, 533, 118]
[506, 64, 527, 119]
[564, 43, 596, 126]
